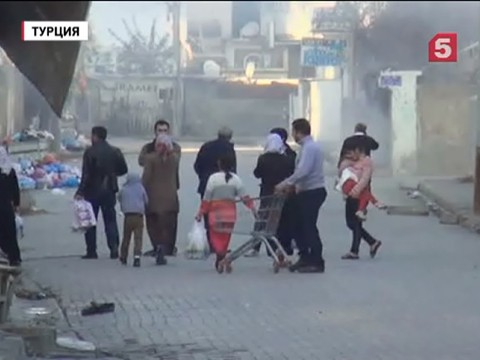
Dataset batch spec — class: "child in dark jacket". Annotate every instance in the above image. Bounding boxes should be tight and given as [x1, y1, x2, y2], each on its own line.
[118, 173, 148, 267]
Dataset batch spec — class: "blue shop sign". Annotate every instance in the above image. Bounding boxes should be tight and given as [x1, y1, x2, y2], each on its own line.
[379, 75, 402, 88]
[301, 39, 347, 67]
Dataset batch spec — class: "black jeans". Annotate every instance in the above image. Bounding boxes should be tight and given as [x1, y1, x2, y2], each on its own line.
[85, 190, 120, 255]
[345, 197, 377, 254]
[295, 188, 327, 264]
[0, 205, 21, 263]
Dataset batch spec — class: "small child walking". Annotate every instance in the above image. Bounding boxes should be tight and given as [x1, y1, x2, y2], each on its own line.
[336, 149, 385, 220]
[118, 173, 148, 267]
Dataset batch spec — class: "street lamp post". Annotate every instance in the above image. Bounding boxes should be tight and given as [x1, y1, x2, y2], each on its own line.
[170, 1, 182, 137]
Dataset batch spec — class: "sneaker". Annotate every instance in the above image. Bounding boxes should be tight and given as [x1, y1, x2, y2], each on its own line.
[341, 252, 359, 260]
[355, 210, 367, 221]
[81, 253, 98, 260]
[289, 257, 310, 272]
[119, 257, 127, 265]
[244, 249, 259, 257]
[370, 240, 382, 258]
[133, 257, 141, 267]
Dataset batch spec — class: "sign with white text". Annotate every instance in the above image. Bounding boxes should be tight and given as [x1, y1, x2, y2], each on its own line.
[22, 21, 89, 41]
[301, 38, 347, 67]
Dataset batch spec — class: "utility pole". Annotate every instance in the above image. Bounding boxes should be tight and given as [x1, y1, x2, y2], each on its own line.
[474, 4, 480, 213]
[170, 1, 182, 137]
[475, 42, 480, 213]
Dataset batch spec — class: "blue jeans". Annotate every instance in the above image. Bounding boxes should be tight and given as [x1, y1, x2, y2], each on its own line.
[84, 190, 120, 255]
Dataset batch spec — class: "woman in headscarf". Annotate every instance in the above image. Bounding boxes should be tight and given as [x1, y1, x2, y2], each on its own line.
[244, 133, 296, 257]
[142, 134, 180, 266]
[0, 146, 21, 266]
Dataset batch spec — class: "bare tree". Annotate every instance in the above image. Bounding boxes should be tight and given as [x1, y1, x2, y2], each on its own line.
[109, 18, 174, 75]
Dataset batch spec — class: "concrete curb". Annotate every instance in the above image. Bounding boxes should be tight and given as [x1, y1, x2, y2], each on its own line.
[418, 181, 480, 233]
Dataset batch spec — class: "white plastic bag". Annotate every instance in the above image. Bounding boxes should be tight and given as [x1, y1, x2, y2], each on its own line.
[185, 221, 210, 260]
[72, 200, 97, 232]
[15, 215, 24, 239]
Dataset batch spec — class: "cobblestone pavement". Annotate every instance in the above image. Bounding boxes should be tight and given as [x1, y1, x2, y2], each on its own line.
[20, 153, 480, 360]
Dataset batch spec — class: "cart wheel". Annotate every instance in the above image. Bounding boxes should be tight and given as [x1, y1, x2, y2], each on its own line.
[225, 261, 233, 274]
[273, 261, 280, 274]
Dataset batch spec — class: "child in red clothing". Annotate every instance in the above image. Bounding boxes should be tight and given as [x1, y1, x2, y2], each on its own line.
[336, 149, 385, 220]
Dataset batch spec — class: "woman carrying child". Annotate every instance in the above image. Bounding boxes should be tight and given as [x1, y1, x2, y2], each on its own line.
[195, 154, 256, 273]
[337, 146, 383, 260]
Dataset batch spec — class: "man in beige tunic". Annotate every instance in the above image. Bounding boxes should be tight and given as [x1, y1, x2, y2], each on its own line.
[138, 119, 181, 257]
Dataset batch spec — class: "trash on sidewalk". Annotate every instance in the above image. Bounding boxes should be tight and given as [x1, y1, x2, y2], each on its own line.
[81, 301, 115, 316]
[407, 190, 421, 199]
[56, 336, 95, 352]
[15, 215, 24, 239]
[51, 188, 66, 196]
[15, 289, 48, 301]
[24, 307, 51, 316]
[13, 153, 81, 190]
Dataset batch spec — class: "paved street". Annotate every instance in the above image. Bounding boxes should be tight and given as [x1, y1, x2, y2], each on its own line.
[18, 151, 480, 360]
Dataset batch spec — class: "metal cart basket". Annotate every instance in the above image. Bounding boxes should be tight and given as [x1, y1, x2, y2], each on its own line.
[212, 194, 293, 274]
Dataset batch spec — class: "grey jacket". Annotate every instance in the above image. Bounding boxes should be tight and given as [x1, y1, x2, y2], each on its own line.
[118, 173, 148, 214]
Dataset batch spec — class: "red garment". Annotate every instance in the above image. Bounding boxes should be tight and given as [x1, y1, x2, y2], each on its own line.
[199, 197, 254, 256]
[342, 179, 378, 211]
[200, 200, 236, 256]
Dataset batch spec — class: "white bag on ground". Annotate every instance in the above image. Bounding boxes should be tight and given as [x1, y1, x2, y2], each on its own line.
[15, 215, 24, 239]
[72, 199, 97, 232]
[185, 221, 209, 260]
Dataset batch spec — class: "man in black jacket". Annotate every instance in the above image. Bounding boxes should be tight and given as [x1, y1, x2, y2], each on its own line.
[75, 126, 128, 260]
[194, 126, 237, 247]
[138, 119, 181, 257]
[338, 123, 379, 166]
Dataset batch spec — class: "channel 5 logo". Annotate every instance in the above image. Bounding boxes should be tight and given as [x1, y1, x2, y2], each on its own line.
[428, 33, 458, 62]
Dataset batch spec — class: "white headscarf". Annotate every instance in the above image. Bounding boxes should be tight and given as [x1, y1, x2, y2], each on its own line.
[264, 133, 285, 154]
[0, 146, 12, 174]
[155, 134, 173, 152]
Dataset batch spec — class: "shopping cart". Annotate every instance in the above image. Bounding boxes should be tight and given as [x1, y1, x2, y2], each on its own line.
[212, 194, 293, 274]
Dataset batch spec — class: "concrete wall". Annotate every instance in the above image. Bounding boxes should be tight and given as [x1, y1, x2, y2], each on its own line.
[417, 84, 475, 176]
[309, 79, 342, 144]
[0, 64, 24, 138]
[182, 79, 290, 138]
[89, 76, 174, 136]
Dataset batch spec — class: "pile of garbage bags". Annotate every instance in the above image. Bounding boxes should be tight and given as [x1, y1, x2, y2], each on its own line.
[11, 128, 54, 142]
[61, 128, 90, 152]
[13, 153, 81, 190]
